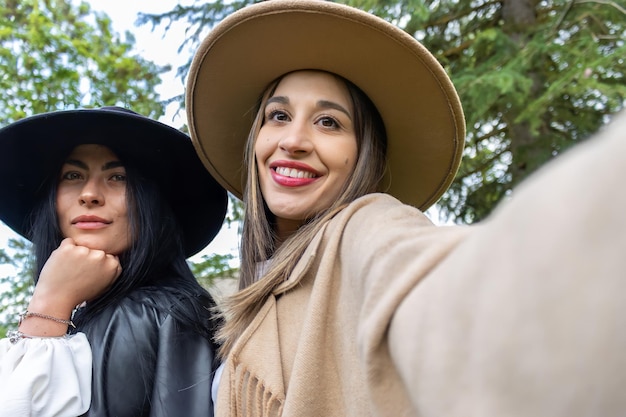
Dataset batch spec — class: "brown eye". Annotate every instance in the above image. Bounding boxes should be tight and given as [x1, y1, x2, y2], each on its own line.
[267, 110, 290, 122]
[61, 171, 82, 181]
[318, 116, 339, 129]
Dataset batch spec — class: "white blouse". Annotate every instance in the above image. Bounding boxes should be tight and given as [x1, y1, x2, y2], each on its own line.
[0, 333, 91, 417]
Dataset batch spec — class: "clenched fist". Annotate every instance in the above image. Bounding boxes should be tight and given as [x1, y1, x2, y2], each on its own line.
[20, 238, 122, 337]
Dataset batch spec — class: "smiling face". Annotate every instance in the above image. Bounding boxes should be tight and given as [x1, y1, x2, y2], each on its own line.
[56, 144, 131, 255]
[255, 70, 358, 237]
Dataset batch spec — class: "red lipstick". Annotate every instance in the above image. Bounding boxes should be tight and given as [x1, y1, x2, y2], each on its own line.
[269, 160, 320, 187]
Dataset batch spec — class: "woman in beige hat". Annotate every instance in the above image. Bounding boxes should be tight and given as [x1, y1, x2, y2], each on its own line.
[187, 1, 626, 416]
[0, 107, 227, 416]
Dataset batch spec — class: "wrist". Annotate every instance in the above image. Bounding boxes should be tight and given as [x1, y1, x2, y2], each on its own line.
[19, 310, 76, 329]
[27, 292, 76, 322]
[17, 299, 77, 337]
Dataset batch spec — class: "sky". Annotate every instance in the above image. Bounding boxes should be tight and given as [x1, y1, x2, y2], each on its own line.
[0, 0, 239, 274]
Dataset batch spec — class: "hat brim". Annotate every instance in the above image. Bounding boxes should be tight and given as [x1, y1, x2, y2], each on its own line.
[0, 108, 227, 257]
[186, 0, 465, 210]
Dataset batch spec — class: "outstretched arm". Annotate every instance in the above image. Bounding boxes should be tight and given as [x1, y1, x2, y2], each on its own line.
[387, 112, 626, 416]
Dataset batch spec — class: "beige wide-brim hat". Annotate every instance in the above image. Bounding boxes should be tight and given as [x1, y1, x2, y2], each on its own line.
[187, 0, 465, 210]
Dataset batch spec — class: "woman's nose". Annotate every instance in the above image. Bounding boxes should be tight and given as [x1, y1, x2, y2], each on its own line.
[278, 122, 314, 155]
[78, 180, 104, 207]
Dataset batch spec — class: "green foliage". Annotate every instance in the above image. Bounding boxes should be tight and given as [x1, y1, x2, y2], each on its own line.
[393, 0, 625, 223]
[137, 0, 259, 89]
[191, 253, 238, 289]
[0, 0, 169, 121]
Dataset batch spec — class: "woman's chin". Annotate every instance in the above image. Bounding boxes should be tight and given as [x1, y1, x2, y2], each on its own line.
[71, 237, 126, 255]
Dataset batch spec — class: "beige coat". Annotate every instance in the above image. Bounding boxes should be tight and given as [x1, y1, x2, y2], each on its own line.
[217, 111, 626, 417]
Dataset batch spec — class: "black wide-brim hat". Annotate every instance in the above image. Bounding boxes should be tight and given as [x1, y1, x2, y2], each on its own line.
[0, 107, 227, 258]
[187, 0, 465, 210]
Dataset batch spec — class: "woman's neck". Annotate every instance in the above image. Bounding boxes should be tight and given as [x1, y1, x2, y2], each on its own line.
[275, 218, 303, 248]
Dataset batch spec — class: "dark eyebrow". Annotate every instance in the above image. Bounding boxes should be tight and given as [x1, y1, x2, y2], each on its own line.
[63, 159, 88, 170]
[63, 159, 123, 171]
[266, 96, 289, 107]
[266, 96, 352, 120]
[102, 161, 124, 171]
[317, 100, 352, 120]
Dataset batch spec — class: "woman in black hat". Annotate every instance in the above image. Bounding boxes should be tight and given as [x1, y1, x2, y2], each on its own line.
[0, 107, 227, 416]
[186, 1, 626, 416]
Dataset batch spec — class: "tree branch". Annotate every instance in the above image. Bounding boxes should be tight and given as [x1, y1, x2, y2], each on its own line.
[576, 0, 626, 15]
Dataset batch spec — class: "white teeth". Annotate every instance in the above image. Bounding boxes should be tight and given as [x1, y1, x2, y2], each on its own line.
[275, 167, 315, 179]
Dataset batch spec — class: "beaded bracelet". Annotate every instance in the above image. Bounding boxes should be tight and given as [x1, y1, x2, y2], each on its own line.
[18, 310, 76, 329]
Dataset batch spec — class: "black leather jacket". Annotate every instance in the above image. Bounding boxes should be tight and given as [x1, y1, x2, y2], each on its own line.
[74, 286, 218, 417]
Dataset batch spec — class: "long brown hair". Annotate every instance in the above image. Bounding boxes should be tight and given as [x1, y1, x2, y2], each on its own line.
[216, 70, 387, 356]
